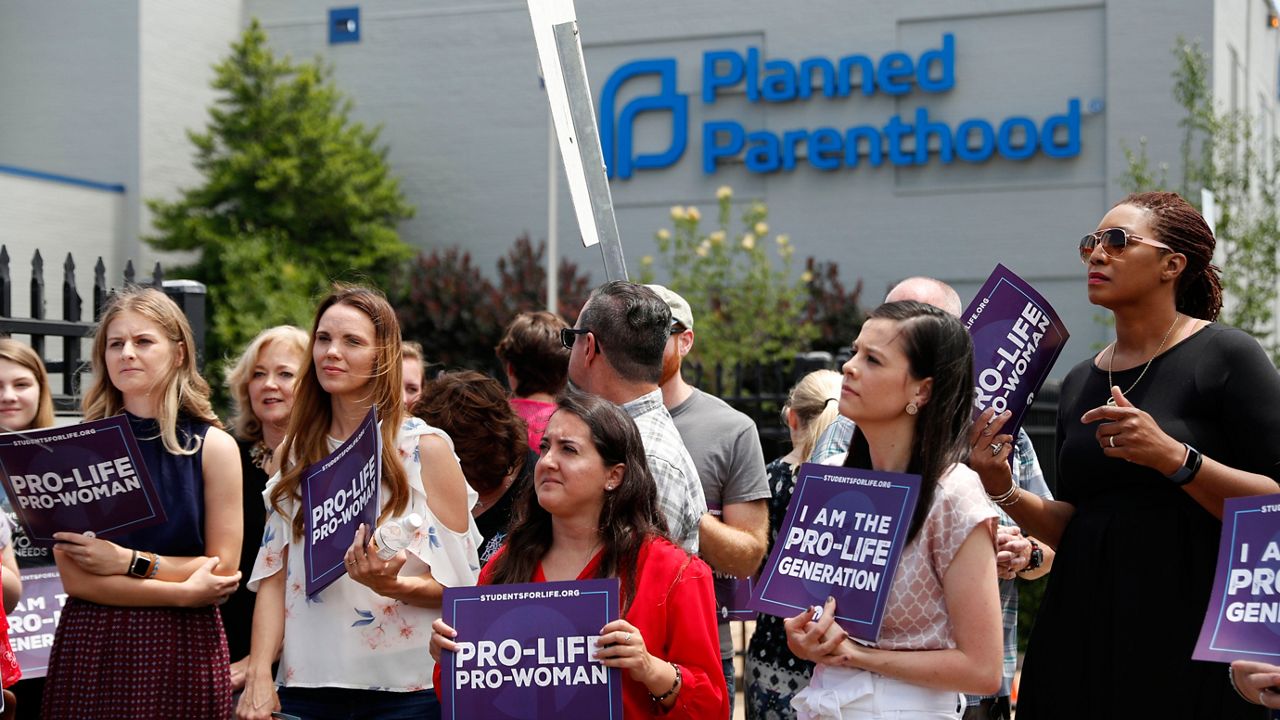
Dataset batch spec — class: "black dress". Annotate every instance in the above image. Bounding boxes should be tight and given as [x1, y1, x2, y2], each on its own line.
[220, 438, 272, 663]
[1017, 325, 1280, 719]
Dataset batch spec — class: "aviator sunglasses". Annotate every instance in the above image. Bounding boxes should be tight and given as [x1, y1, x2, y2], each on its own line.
[1079, 227, 1173, 263]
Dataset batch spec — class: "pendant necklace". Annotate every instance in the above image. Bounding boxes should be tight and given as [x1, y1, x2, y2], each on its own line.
[1105, 313, 1182, 405]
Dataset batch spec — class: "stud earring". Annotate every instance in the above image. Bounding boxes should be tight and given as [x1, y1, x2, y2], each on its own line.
[905, 402, 918, 416]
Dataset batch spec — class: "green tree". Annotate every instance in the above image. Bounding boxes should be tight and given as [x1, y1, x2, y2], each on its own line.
[1120, 38, 1280, 360]
[639, 186, 816, 372]
[146, 20, 414, 388]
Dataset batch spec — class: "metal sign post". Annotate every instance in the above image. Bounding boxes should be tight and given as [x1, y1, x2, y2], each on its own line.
[527, 0, 628, 281]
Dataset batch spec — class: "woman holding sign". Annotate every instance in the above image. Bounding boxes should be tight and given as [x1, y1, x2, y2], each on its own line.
[42, 288, 244, 719]
[237, 285, 480, 720]
[0, 339, 54, 718]
[987, 192, 1280, 719]
[430, 392, 727, 719]
[784, 301, 1003, 718]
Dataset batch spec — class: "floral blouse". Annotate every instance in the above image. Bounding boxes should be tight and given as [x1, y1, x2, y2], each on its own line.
[248, 417, 482, 692]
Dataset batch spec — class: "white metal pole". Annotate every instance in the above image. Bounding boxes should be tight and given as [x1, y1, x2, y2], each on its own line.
[547, 110, 559, 315]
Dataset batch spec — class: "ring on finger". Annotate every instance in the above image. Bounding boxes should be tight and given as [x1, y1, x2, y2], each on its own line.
[989, 442, 1004, 456]
[623, 632, 632, 644]
[1108, 435, 1116, 448]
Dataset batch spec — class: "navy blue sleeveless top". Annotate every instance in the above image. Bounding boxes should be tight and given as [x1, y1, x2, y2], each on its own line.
[111, 412, 210, 558]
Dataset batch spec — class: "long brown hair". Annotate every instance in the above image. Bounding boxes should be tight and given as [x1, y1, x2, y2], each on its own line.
[487, 392, 667, 614]
[0, 338, 55, 429]
[270, 284, 408, 540]
[82, 288, 221, 454]
[843, 301, 973, 544]
[414, 371, 528, 494]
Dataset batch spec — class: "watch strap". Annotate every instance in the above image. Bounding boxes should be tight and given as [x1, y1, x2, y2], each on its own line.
[1167, 443, 1202, 486]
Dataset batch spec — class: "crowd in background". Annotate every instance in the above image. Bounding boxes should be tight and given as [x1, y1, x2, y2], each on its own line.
[0, 191, 1276, 719]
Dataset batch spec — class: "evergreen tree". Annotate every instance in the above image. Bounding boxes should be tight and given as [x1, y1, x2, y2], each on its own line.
[147, 20, 414, 390]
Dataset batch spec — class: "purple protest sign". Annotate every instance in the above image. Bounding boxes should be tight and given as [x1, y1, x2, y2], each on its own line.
[301, 406, 380, 597]
[707, 502, 755, 621]
[7, 567, 66, 678]
[962, 264, 1069, 438]
[0, 416, 166, 544]
[749, 463, 920, 643]
[441, 578, 623, 720]
[1193, 493, 1280, 663]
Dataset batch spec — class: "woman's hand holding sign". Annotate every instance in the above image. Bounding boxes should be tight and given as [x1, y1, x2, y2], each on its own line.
[966, 408, 1015, 496]
[52, 532, 131, 575]
[595, 619, 682, 709]
[785, 597, 857, 667]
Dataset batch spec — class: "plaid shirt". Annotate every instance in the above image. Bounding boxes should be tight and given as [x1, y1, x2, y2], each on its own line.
[809, 414, 854, 463]
[968, 427, 1053, 703]
[622, 390, 707, 553]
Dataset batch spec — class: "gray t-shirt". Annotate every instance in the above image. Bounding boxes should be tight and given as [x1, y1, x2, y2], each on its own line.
[669, 388, 770, 658]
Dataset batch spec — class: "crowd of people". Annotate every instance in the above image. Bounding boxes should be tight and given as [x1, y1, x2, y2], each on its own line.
[0, 190, 1275, 719]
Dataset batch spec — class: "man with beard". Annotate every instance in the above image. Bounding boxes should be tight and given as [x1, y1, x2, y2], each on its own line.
[647, 285, 769, 712]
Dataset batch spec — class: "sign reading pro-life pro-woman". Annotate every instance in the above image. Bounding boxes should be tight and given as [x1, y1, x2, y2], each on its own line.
[301, 406, 380, 597]
[0, 415, 165, 543]
[963, 264, 1069, 437]
[1194, 493, 1280, 663]
[441, 578, 623, 720]
[749, 463, 920, 642]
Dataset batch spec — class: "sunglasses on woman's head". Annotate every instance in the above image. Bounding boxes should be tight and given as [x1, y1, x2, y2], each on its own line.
[1079, 227, 1173, 263]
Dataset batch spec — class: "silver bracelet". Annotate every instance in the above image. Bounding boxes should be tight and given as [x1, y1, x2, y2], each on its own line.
[1227, 664, 1251, 703]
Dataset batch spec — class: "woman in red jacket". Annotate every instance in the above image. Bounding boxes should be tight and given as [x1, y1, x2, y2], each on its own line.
[431, 391, 727, 719]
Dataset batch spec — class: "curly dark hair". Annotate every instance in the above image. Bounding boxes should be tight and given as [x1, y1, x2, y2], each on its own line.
[414, 370, 528, 494]
[486, 391, 667, 614]
[494, 311, 569, 397]
[1117, 191, 1223, 321]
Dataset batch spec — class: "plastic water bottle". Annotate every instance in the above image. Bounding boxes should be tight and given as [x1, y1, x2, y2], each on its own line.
[372, 513, 424, 561]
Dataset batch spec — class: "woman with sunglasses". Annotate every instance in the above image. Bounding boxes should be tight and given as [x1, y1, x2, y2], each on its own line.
[979, 192, 1280, 719]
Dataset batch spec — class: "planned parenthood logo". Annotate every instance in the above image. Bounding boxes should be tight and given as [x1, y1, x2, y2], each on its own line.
[599, 34, 1088, 179]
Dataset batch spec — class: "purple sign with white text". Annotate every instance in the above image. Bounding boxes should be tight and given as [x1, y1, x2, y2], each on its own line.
[442, 578, 623, 720]
[7, 567, 66, 678]
[749, 463, 920, 643]
[0, 416, 165, 544]
[1194, 493, 1280, 663]
[301, 407, 380, 597]
[708, 502, 754, 621]
[963, 264, 1069, 438]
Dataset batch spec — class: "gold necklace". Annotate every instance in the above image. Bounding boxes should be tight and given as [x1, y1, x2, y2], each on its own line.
[1105, 313, 1181, 405]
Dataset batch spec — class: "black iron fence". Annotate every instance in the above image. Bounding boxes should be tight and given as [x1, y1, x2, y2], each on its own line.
[0, 246, 207, 414]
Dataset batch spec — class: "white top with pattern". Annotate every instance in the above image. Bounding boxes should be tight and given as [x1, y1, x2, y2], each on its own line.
[248, 417, 482, 691]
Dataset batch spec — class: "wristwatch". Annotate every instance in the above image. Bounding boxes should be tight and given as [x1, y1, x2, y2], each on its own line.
[127, 550, 154, 578]
[1166, 443, 1203, 486]
[1020, 538, 1043, 574]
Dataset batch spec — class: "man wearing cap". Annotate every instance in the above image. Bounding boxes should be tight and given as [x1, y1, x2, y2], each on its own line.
[647, 284, 770, 711]
[566, 281, 707, 552]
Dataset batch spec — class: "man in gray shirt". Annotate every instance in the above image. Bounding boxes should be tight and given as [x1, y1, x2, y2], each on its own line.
[648, 284, 770, 712]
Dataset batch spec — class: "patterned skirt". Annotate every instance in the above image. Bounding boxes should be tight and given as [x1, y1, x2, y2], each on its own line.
[40, 599, 231, 720]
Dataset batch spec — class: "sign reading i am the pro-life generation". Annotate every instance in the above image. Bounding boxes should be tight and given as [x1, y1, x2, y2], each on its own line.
[7, 567, 66, 678]
[0, 415, 166, 544]
[1194, 493, 1280, 663]
[301, 406, 380, 597]
[441, 578, 623, 720]
[749, 463, 920, 643]
[962, 264, 1069, 438]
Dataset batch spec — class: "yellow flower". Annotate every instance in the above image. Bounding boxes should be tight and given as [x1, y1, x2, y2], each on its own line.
[742, 233, 756, 250]
[776, 234, 790, 246]
[754, 222, 769, 236]
[670, 206, 686, 221]
[686, 206, 702, 222]
[716, 185, 733, 200]
[709, 230, 726, 245]
[780, 243, 794, 258]
[801, 271, 814, 283]
[656, 229, 671, 241]
[641, 255, 654, 266]
[696, 241, 710, 257]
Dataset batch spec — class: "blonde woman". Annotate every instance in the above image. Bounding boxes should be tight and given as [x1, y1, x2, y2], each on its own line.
[746, 369, 842, 719]
[43, 288, 243, 719]
[222, 326, 309, 690]
[237, 285, 479, 720]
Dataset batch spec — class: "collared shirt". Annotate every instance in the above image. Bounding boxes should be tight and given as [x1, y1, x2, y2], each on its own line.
[622, 389, 707, 552]
[968, 427, 1053, 703]
[809, 415, 855, 463]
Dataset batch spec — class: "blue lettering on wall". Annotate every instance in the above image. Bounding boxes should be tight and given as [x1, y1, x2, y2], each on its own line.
[601, 34, 1085, 178]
